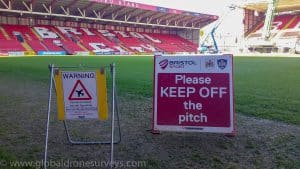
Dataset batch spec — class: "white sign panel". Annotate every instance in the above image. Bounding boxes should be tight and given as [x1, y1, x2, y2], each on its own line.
[61, 71, 98, 119]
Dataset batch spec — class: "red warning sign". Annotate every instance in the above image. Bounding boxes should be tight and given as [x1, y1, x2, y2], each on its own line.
[68, 80, 92, 100]
[153, 54, 235, 134]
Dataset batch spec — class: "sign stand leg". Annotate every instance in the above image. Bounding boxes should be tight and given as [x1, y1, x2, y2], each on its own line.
[110, 63, 116, 168]
[44, 64, 54, 169]
[60, 64, 121, 145]
[44, 64, 121, 169]
[62, 117, 121, 144]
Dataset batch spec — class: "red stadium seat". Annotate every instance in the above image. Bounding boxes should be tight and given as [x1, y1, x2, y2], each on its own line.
[0, 39, 25, 52]
[2, 25, 40, 41]
[0, 24, 200, 54]
[27, 40, 48, 52]
[246, 14, 299, 53]
[147, 33, 197, 53]
[251, 14, 299, 33]
[0, 28, 7, 40]
[62, 40, 86, 54]
[287, 15, 300, 29]
[42, 39, 64, 52]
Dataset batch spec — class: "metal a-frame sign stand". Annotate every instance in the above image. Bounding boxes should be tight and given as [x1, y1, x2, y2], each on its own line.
[44, 63, 121, 169]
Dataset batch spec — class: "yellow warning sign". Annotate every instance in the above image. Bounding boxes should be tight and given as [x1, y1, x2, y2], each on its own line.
[54, 69, 108, 121]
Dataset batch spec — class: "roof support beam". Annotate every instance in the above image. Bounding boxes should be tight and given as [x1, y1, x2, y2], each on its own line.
[42, 3, 51, 14]
[114, 7, 130, 17]
[93, 10, 99, 18]
[168, 14, 186, 24]
[191, 22, 195, 28]
[142, 10, 155, 18]
[162, 14, 176, 22]
[150, 13, 166, 22]
[182, 21, 188, 27]
[195, 19, 212, 27]
[187, 17, 202, 26]
[77, 8, 86, 17]
[127, 10, 145, 20]
[0, 0, 8, 9]
[108, 6, 124, 16]
[174, 20, 179, 26]
[156, 19, 162, 24]
[177, 16, 192, 25]
[146, 12, 160, 20]
[94, 4, 109, 17]
[116, 8, 137, 20]
[60, 6, 70, 15]
[125, 14, 131, 21]
[93, 10, 105, 19]
[112, 13, 118, 20]
[146, 16, 153, 24]
[135, 16, 141, 23]
[165, 20, 171, 26]
[0, 8, 201, 29]
[22, 1, 32, 12]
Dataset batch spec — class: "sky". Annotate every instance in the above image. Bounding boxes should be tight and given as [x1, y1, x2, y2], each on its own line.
[128, 0, 257, 38]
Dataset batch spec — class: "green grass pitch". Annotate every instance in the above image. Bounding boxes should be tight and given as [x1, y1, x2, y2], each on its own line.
[0, 56, 299, 125]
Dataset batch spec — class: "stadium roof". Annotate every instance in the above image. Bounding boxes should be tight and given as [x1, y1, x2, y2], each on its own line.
[244, 0, 300, 12]
[0, 0, 218, 30]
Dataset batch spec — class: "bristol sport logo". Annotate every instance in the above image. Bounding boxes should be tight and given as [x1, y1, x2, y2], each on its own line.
[159, 59, 197, 69]
[159, 59, 169, 70]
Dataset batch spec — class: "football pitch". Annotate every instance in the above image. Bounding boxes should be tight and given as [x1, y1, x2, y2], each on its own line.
[0, 55, 299, 125]
[0, 55, 300, 169]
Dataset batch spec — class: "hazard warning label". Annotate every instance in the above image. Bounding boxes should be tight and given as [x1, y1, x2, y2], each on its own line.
[68, 80, 92, 100]
[62, 71, 98, 119]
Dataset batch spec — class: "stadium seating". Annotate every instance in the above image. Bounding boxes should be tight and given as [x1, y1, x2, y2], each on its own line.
[27, 40, 48, 52]
[2, 25, 40, 41]
[104, 31, 147, 53]
[42, 39, 64, 52]
[82, 29, 119, 53]
[62, 40, 87, 55]
[288, 15, 300, 29]
[0, 39, 25, 52]
[0, 27, 8, 40]
[245, 14, 300, 53]
[0, 24, 199, 54]
[147, 33, 196, 53]
[54, 27, 120, 53]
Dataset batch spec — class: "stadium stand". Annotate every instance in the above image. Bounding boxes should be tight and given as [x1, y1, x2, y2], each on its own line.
[0, 39, 25, 52]
[42, 39, 64, 52]
[27, 40, 48, 52]
[0, 0, 218, 56]
[0, 24, 203, 55]
[243, 0, 300, 54]
[0, 25, 203, 54]
[0, 27, 7, 40]
[245, 14, 299, 53]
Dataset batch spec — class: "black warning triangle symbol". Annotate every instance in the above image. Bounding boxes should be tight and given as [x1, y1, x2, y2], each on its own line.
[68, 80, 92, 100]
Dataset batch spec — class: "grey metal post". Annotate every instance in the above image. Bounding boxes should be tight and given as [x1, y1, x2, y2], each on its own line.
[44, 64, 54, 169]
[110, 63, 116, 168]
